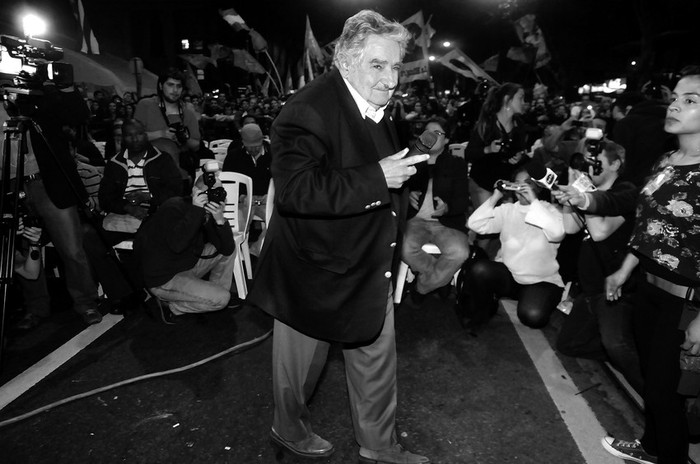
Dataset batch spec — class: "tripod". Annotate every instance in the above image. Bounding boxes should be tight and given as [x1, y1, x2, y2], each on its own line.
[0, 116, 31, 372]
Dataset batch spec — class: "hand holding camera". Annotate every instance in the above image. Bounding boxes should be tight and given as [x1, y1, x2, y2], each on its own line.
[168, 122, 191, 145]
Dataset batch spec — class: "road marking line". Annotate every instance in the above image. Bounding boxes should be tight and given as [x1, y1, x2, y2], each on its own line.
[0, 314, 123, 411]
[502, 299, 619, 464]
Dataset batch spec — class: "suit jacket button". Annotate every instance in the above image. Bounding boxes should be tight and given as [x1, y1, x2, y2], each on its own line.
[384, 271, 392, 278]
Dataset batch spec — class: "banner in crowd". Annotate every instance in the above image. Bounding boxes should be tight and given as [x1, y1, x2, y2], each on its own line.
[507, 14, 551, 68]
[438, 48, 498, 84]
[399, 10, 434, 83]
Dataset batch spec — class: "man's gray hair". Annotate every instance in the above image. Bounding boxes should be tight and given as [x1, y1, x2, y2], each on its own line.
[332, 10, 410, 68]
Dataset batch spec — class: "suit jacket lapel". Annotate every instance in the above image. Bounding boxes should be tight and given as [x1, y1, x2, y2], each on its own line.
[329, 70, 383, 163]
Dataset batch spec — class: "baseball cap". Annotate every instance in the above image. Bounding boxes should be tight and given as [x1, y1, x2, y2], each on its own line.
[241, 123, 263, 147]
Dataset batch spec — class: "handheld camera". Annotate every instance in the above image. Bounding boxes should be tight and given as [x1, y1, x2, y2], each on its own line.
[201, 161, 227, 204]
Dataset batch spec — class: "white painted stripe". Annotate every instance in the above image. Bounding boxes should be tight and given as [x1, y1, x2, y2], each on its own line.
[502, 299, 620, 464]
[0, 314, 123, 411]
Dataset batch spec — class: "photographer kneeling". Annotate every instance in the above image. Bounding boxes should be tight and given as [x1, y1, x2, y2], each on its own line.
[133, 169, 235, 323]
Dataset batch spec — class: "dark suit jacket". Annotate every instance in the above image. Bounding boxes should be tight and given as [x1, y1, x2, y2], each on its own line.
[406, 150, 469, 231]
[30, 88, 90, 208]
[246, 69, 405, 344]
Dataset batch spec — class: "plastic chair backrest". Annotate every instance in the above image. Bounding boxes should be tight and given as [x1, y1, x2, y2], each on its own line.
[449, 142, 468, 159]
[219, 172, 253, 235]
[265, 179, 275, 226]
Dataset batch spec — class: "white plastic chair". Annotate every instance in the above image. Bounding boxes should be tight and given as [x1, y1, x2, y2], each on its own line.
[208, 139, 233, 166]
[219, 172, 253, 298]
[394, 243, 461, 304]
[256, 179, 275, 253]
[448, 142, 468, 159]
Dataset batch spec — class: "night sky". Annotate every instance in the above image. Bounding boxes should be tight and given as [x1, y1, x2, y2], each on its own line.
[1, 0, 699, 90]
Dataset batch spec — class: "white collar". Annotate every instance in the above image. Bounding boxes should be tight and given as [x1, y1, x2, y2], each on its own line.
[342, 76, 387, 124]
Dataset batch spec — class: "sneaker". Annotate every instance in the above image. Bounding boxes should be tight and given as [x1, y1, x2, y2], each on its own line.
[13, 313, 46, 331]
[601, 436, 657, 464]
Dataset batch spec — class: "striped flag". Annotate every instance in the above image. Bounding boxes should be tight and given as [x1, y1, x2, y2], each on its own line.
[438, 48, 498, 84]
[219, 8, 249, 31]
[70, 0, 100, 54]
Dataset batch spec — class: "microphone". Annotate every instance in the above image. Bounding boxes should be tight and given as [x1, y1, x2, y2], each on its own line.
[526, 160, 559, 190]
[405, 130, 438, 158]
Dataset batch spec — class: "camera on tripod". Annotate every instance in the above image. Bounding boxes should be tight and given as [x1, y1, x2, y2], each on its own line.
[201, 161, 227, 204]
[0, 34, 74, 116]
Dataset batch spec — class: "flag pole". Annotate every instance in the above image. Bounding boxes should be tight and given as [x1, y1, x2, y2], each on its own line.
[263, 50, 284, 95]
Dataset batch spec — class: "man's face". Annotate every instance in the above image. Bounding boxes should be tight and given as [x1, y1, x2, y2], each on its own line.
[341, 34, 402, 110]
[122, 124, 149, 154]
[160, 78, 183, 103]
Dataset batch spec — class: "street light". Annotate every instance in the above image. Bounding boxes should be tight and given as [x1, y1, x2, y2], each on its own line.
[22, 14, 47, 38]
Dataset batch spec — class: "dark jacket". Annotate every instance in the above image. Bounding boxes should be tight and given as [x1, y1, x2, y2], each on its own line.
[222, 141, 272, 196]
[99, 146, 182, 215]
[246, 69, 405, 344]
[29, 88, 90, 208]
[406, 150, 469, 231]
[134, 197, 235, 288]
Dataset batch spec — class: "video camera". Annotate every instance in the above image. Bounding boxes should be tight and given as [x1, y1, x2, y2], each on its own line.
[0, 34, 74, 116]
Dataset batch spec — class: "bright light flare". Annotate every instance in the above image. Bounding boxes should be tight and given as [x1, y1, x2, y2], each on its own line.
[442, 41, 451, 48]
[429, 55, 436, 61]
[22, 14, 47, 38]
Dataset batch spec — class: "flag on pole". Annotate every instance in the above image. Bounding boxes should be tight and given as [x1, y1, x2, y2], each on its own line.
[511, 14, 551, 68]
[249, 29, 268, 53]
[69, 0, 100, 54]
[305, 16, 325, 69]
[219, 8, 249, 31]
[481, 54, 499, 73]
[438, 49, 498, 84]
[232, 49, 266, 74]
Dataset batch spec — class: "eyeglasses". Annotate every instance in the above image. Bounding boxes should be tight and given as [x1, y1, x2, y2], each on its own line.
[434, 130, 446, 137]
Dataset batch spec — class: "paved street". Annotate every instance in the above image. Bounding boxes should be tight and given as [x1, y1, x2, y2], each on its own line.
[0, 291, 647, 464]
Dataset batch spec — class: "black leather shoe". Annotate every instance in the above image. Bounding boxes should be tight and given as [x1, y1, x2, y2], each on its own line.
[13, 313, 45, 331]
[155, 299, 180, 325]
[359, 444, 429, 463]
[270, 427, 334, 459]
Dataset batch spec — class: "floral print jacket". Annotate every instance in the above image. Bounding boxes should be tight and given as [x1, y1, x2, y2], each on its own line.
[629, 156, 700, 283]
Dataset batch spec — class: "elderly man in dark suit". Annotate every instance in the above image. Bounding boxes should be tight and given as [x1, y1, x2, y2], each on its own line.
[246, 10, 430, 464]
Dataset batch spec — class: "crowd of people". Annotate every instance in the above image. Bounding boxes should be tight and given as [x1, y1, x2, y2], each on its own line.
[2, 8, 699, 464]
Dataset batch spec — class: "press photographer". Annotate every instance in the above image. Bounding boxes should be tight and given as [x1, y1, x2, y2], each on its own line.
[133, 163, 235, 324]
[134, 67, 201, 182]
[0, 33, 102, 329]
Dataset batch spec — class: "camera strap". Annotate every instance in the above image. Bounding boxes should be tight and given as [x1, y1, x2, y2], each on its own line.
[157, 96, 185, 128]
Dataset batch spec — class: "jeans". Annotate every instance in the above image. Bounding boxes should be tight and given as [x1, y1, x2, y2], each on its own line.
[22, 179, 98, 315]
[465, 259, 562, 328]
[556, 292, 643, 393]
[401, 218, 470, 294]
[82, 221, 138, 302]
[149, 244, 234, 314]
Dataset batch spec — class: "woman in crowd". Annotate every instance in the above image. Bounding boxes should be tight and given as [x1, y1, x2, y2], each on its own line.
[466, 82, 530, 208]
[463, 165, 565, 330]
[602, 65, 700, 464]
